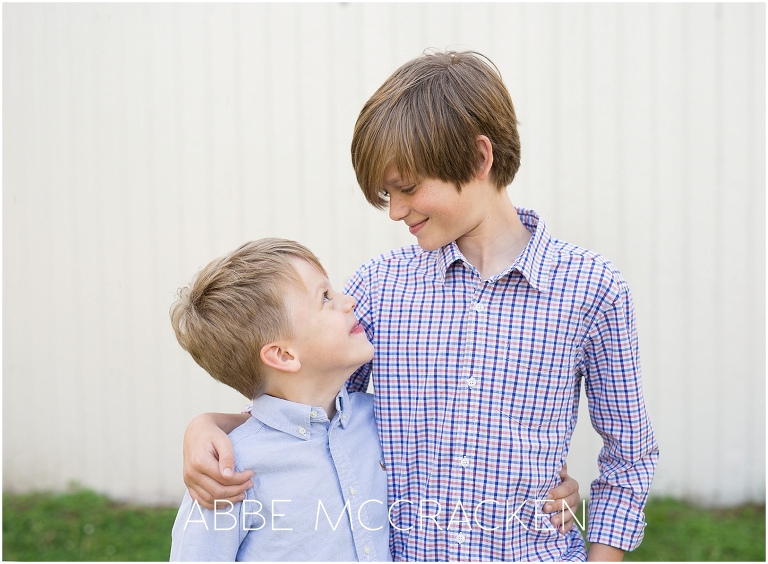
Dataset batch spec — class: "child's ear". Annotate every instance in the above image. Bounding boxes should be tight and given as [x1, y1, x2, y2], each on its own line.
[260, 342, 301, 373]
[475, 134, 494, 180]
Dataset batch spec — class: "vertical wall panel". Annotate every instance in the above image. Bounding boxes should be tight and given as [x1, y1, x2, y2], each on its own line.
[3, 3, 764, 505]
[650, 4, 689, 499]
[717, 3, 767, 502]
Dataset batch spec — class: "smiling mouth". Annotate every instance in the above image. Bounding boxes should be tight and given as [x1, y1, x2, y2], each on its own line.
[408, 219, 428, 235]
[350, 322, 365, 335]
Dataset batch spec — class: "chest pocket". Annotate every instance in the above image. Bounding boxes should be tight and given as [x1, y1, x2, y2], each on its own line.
[499, 346, 577, 426]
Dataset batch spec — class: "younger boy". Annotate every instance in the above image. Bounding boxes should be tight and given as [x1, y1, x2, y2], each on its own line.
[183, 50, 658, 561]
[169, 238, 391, 561]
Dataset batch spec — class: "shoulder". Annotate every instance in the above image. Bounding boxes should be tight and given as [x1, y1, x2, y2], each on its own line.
[548, 239, 630, 308]
[228, 417, 267, 465]
[347, 391, 377, 430]
[345, 392, 381, 449]
[229, 415, 266, 441]
[353, 244, 434, 278]
[346, 245, 437, 302]
[347, 390, 375, 412]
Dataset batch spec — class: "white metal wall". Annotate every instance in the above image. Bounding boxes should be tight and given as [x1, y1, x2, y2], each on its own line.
[3, 3, 764, 506]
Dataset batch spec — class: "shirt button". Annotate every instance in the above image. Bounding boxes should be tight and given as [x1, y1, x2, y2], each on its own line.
[474, 303, 485, 312]
[456, 533, 466, 544]
[349, 486, 357, 495]
[298, 427, 307, 435]
[364, 546, 371, 555]
[341, 414, 347, 420]
[310, 410, 318, 418]
[460, 457, 471, 468]
[467, 377, 477, 388]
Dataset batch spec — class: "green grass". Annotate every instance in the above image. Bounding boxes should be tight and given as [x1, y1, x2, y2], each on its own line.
[3, 488, 178, 561]
[3, 490, 765, 561]
[622, 498, 766, 562]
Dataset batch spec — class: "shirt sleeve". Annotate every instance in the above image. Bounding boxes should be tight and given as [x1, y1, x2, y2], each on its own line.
[582, 278, 659, 552]
[170, 490, 248, 561]
[343, 264, 376, 393]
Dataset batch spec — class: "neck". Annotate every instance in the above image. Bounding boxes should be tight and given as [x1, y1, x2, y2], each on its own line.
[262, 370, 345, 419]
[455, 191, 531, 280]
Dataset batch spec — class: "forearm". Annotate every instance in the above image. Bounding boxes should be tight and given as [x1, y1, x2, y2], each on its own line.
[189, 411, 250, 436]
[587, 543, 624, 561]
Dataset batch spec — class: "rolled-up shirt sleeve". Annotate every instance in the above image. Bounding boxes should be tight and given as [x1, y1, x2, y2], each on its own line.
[583, 279, 659, 552]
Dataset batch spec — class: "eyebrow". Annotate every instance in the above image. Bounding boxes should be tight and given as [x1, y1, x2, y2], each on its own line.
[384, 176, 415, 188]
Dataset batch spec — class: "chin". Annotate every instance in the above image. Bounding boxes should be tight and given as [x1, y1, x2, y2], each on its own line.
[414, 226, 458, 251]
[417, 238, 450, 252]
[360, 343, 375, 364]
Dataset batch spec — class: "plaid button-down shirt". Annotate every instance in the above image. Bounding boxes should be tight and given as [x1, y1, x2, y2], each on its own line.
[344, 208, 658, 561]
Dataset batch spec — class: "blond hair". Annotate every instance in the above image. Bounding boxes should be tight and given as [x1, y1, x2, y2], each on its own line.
[351, 50, 521, 209]
[170, 238, 327, 399]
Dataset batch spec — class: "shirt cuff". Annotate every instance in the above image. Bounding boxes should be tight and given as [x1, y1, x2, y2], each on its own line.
[586, 483, 648, 552]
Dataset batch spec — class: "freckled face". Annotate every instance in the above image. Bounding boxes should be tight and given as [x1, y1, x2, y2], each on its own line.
[382, 163, 488, 251]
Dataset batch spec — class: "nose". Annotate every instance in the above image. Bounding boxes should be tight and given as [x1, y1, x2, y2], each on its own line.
[388, 192, 409, 222]
[342, 294, 357, 312]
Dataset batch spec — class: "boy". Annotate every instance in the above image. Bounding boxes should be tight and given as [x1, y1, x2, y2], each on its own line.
[183, 50, 658, 561]
[169, 238, 391, 561]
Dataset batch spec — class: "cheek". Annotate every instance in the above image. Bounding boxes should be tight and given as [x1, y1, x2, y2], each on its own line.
[430, 207, 463, 228]
[421, 195, 462, 221]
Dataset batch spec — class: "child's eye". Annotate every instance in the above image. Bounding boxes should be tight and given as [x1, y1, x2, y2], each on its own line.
[323, 290, 332, 303]
[400, 185, 417, 195]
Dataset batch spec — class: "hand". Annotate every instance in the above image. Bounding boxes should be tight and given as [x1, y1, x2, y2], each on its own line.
[182, 412, 254, 510]
[543, 463, 582, 533]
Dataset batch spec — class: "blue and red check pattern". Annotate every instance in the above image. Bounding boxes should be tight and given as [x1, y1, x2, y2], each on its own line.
[344, 208, 658, 561]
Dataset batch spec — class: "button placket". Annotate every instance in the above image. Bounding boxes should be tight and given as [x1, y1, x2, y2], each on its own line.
[327, 423, 375, 562]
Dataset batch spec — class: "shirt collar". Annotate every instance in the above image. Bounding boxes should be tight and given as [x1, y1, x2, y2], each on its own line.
[251, 386, 352, 440]
[512, 207, 553, 292]
[435, 240, 466, 279]
[432, 207, 553, 292]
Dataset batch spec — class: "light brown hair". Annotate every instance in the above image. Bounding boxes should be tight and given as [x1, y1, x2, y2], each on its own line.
[170, 238, 327, 399]
[351, 49, 521, 209]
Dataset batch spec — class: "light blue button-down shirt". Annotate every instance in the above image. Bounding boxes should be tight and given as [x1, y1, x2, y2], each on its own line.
[170, 387, 391, 562]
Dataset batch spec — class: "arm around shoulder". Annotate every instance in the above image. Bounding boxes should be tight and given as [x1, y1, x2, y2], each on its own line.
[183, 412, 254, 510]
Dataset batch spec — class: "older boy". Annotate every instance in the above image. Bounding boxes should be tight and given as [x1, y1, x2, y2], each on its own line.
[184, 51, 658, 561]
[169, 239, 390, 561]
